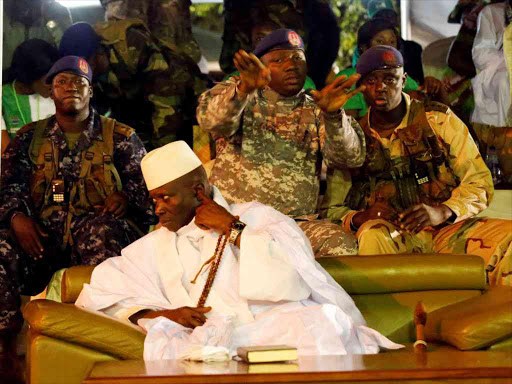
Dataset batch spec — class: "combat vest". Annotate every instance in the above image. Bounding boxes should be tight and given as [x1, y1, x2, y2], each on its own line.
[346, 100, 459, 212]
[28, 116, 123, 247]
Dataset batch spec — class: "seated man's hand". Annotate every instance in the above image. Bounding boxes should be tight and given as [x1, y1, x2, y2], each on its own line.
[398, 203, 453, 233]
[132, 306, 212, 328]
[352, 200, 398, 229]
[103, 191, 128, 218]
[195, 190, 236, 235]
[310, 74, 365, 113]
[11, 213, 48, 260]
[234, 50, 271, 94]
[418, 77, 451, 104]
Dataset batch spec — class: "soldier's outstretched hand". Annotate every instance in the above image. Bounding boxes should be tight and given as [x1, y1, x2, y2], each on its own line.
[233, 50, 271, 94]
[310, 74, 365, 113]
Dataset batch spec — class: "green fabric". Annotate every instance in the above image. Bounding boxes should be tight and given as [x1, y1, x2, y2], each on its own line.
[2, 82, 31, 138]
[224, 71, 317, 90]
[336, 67, 419, 118]
[64, 132, 82, 151]
[45, 268, 66, 303]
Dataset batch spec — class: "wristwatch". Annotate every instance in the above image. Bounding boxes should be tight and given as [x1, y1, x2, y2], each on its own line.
[228, 219, 246, 245]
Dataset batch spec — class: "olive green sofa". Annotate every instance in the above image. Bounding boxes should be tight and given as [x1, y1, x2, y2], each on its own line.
[23, 254, 512, 384]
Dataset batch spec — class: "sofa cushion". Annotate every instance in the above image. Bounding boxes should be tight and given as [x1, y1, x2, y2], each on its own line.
[425, 286, 512, 350]
[319, 254, 486, 294]
[27, 330, 117, 384]
[23, 299, 145, 359]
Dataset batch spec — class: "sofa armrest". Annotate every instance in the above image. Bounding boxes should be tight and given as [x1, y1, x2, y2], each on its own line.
[61, 266, 95, 303]
[424, 286, 512, 350]
[23, 299, 145, 360]
[318, 254, 486, 294]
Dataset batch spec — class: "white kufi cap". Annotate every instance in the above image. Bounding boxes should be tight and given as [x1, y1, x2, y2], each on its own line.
[141, 141, 202, 191]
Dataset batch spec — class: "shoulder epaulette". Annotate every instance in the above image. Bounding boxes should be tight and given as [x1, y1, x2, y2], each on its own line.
[424, 101, 450, 114]
[16, 122, 38, 135]
[113, 120, 135, 137]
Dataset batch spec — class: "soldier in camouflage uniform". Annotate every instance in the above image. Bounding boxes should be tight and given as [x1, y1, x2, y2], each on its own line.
[59, 21, 206, 149]
[99, 0, 201, 63]
[2, 0, 72, 70]
[0, 57, 154, 363]
[321, 46, 512, 285]
[221, 0, 340, 89]
[198, 29, 365, 258]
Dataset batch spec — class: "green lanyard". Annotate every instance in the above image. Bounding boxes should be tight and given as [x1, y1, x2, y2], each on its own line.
[12, 79, 40, 125]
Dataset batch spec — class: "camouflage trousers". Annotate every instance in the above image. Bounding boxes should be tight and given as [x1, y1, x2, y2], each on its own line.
[297, 219, 358, 258]
[0, 213, 140, 334]
[473, 123, 512, 183]
[356, 217, 512, 286]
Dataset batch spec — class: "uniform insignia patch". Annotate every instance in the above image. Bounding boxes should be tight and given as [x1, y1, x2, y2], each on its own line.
[288, 31, 301, 47]
[78, 58, 89, 74]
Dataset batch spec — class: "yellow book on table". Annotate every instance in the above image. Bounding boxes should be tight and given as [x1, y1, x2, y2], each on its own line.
[248, 363, 299, 374]
[237, 345, 298, 363]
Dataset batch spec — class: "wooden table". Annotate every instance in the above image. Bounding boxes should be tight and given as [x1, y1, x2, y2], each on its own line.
[84, 351, 512, 383]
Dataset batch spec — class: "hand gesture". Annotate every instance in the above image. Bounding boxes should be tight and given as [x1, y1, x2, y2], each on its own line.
[310, 74, 365, 113]
[195, 190, 236, 235]
[11, 213, 48, 260]
[419, 76, 450, 103]
[398, 203, 453, 233]
[233, 50, 271, 94]
[103, 191, 128, 218]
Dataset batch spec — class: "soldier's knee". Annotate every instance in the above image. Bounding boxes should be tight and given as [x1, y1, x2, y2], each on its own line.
[358, 220, 395, 243]
[315, 225, 358, 257]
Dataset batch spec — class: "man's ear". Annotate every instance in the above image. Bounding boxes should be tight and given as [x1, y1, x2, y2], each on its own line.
[89, 85, 93, 98]
[193, 183, 205, 199]
[402, 72, 408, 90]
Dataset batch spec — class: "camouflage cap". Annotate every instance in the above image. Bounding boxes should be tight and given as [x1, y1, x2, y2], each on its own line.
[253, 28, 304, 58]
[356, 45, 403, 79]
[59, 22, 101, 59]
[46, 56, 93, 84]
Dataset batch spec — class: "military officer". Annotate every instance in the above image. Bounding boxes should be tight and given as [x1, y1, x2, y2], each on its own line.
[198, 29, 365, 258]
[321, 46, 512, 286]
[0, 56, 154, 372]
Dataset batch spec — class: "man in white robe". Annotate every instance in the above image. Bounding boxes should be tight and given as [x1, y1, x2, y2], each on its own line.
[76, 141, 402, 360]
[471, 1, 511, 127]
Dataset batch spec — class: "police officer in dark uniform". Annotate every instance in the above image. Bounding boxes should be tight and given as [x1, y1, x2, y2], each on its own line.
[0, 56, 154, 376]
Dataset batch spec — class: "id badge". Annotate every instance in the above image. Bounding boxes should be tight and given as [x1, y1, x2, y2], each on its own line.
[51, 179, 65, 204]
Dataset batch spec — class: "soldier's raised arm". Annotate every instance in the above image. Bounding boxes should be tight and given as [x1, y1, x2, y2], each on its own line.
[311, 74, 367, 169]
[197, 50, 270, 139]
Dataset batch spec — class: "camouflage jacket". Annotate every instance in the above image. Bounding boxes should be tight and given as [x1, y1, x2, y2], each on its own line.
[0, 109, 155, 232]
[197, 78, 366, 219]
[321, 94, 493, 231]
[100, 0, 201, 63]
[93, 19, 206, 148]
